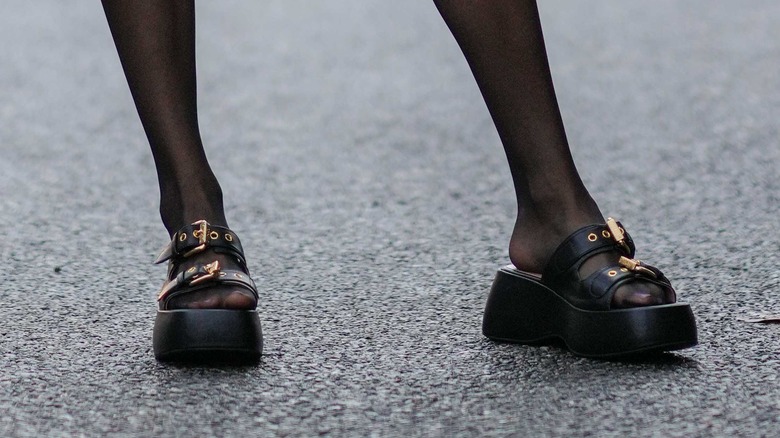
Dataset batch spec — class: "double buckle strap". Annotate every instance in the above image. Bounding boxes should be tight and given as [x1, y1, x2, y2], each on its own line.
[607, 217, 657, 279]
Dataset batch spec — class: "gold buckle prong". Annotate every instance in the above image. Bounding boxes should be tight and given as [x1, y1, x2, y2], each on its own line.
[606, 217, 631, 253]
[191, 220, 209, 245]
[182, 220, 211, 257]
[606, 217, 624, 242]
[618, 256, 657, 279]
[189, 260, 221, 286]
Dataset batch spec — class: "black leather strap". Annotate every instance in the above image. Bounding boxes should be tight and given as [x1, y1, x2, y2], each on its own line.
[157, 263, 258, 307]
[153, 221, 258, 309]
[540, 220, 674, 311]
[154, 222, 246, 266]
[542, 222, 635, 279]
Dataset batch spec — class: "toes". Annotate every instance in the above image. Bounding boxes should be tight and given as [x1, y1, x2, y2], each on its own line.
[167, 288, 255, 310]
[192, 295, 223, 309]
[611, 282, 666, 309]
[222, 291, 256, 310]
[163, 248, 257, 310]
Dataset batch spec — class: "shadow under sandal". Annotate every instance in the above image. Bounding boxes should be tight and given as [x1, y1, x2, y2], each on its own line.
[482, 218, 697, 357]
[152, 220, 263, 363]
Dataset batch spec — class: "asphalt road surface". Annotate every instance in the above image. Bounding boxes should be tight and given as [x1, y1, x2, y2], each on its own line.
[2, 1, 780, 436]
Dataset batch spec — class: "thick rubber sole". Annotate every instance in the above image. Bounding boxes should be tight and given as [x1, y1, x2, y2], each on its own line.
[482, 266, 698, 358]
[153, 309, 263, 364]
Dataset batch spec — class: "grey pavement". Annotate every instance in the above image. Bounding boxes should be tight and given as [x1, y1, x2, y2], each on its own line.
[2, 0, 780, 436]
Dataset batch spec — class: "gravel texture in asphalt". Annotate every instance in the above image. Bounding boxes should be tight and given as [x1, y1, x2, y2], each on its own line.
[2, 1, 780, 436]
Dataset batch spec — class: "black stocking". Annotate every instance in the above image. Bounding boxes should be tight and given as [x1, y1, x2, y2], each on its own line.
[102, 0, 224, 233]
[434, 0, 668, 307]
[102, 0, 253, 309]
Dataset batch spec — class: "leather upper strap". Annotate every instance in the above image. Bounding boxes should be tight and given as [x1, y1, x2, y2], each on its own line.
[542, 221, 635, 280]
[540, 218, 674, 311]
[154, 220, 246, 266]
[157, 261, 258, 306]
[153, 220, 257, 309]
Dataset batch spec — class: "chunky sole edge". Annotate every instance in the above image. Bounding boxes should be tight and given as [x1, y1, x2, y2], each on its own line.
[153, 309, 263, 364]
[482, 266, 698, 358]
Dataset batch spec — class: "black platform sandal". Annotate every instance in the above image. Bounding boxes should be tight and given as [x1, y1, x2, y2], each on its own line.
[482, 218, 697, 358]
[152, 220, 263, 363]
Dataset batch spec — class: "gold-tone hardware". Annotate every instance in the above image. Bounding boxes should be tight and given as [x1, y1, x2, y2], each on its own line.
[191, 220, 209, 245]
[225, 234, 233, 242]
[186, 267, 196, 273]
[205, 260, 219, 273]
[606, 217, 630, 253]
[620, 267, 628, 272]
[190, 260, 221, 286]
[606, 217, 624, 242]
[608, 270, 617, 277]
[618, 256, 657, 279]
[235, 273, 244, 279]
[210, 231, 219, 240]
[179, 233, 187, 242]
[618, 256, 638, 270]
[588, 233, 598, 242]
[182, 244, 206, 258]
[602, 230, 611, 238]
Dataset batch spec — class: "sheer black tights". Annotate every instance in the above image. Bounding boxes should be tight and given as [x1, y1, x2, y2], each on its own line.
[101, 0, 667, 309]
[434, 0, 668, 308]
[102, 0, 253, 309]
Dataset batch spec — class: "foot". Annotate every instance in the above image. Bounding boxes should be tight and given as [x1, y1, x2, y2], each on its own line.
[156, 220, 257, 310]
[509, 215, 671, 309]
[165, 248, 256, 310]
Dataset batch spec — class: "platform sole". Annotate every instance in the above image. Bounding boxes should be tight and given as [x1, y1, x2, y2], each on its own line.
[482, 266, 698, 358]
[153, 309, 263, 363]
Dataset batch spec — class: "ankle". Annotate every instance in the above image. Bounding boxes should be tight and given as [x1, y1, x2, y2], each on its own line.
[159, 181, 228, 236]
[509, 197, 604, 272]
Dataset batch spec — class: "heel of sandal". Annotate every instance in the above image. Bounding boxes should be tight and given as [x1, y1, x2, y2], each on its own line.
[153, 309, 263, 363]
[483, 266, 698, 357]
[482, 266, 561, 344]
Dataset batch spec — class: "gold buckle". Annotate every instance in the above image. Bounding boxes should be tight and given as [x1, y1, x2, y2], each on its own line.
[181, 220, 210, 258]
[189, 260, 221, 286]
[191, 220, 209, 245]
[618, 256, 657, 279]
[606, 217, 630, 253]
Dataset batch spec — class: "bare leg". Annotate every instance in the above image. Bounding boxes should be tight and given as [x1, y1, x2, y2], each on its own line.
[434, 0, 666, 307]
[102, 0, 253, 309]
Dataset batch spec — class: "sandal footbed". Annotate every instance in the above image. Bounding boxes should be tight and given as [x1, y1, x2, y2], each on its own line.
[153, 309, 263, 363]
[482, 266, 698, 358]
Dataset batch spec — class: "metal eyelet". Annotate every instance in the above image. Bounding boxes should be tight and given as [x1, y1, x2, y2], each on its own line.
[210, 231, 220, 240]
[602, 230, 611, 238]
[186, 267, 196, 273]
[179, 233, 187, 241]
[608, 270, 617, 277]
[588, 233, 598, 242]
[235, 273, 244, 279]
[620, 267, 628, 272]
[225, 234, 233, 242]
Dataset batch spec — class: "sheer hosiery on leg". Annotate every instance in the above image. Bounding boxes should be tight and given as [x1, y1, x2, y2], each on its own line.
[102, 0, 253, 309]
[434, 0, 666, 307]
